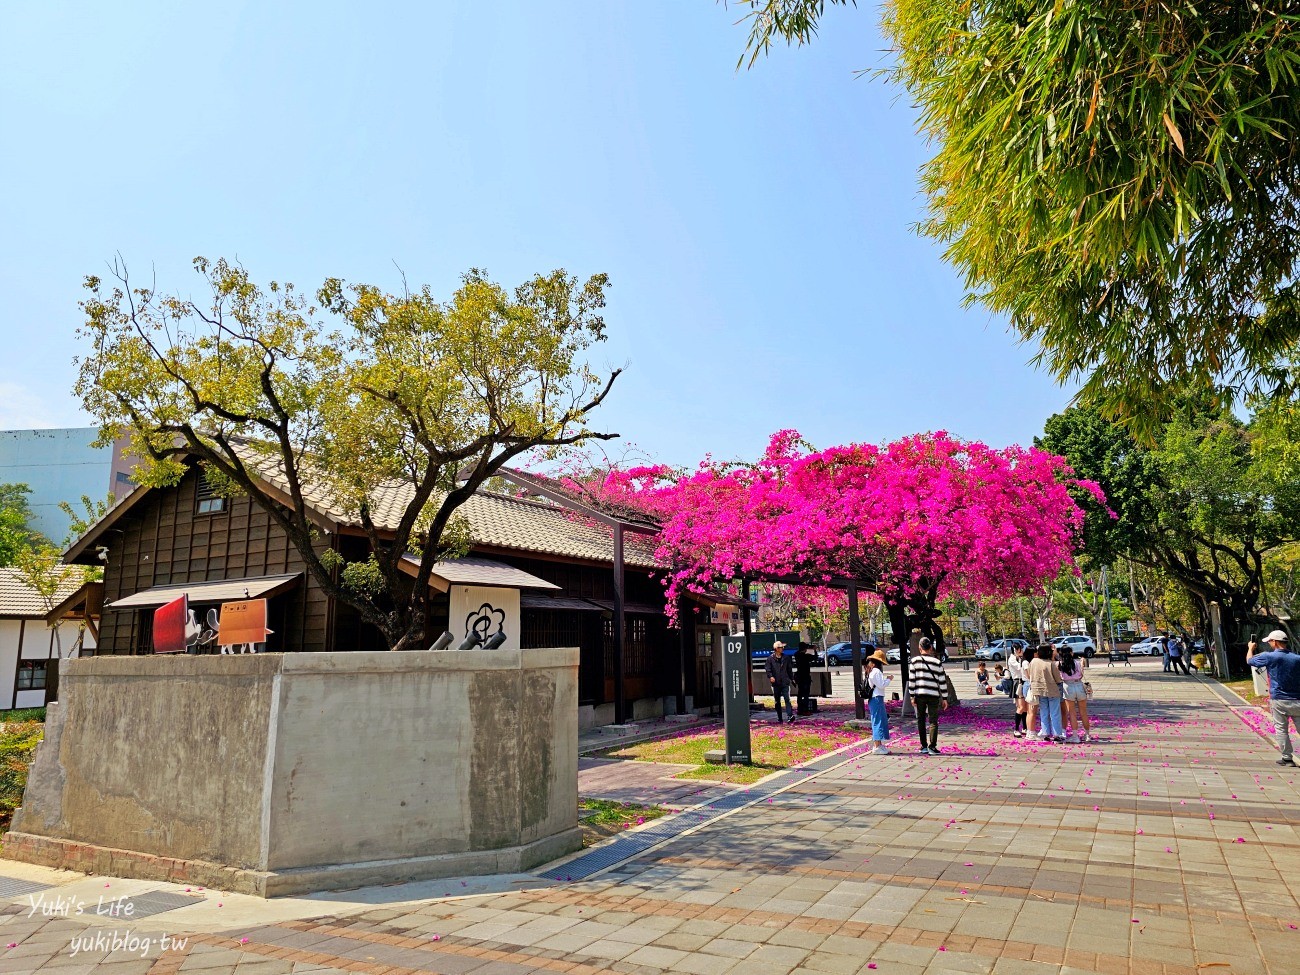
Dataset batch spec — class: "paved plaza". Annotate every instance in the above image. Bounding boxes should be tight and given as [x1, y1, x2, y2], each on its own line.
[0, 662, 1296, 975]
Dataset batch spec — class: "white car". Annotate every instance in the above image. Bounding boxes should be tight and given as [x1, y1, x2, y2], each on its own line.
[1052, 635, 1096, 658]
[1128, 638, 1162, 655]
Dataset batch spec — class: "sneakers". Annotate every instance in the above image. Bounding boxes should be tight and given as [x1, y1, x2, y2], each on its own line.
[1052, 736, 1066, 743]
[1082, 733, 1092, 743]
[929, 746, 942, 754]
[919, 747, 933, 756]
[1065, 733, 1080, 743]
[871, 745, 891, 755]
[1278, 757, 1296, 767]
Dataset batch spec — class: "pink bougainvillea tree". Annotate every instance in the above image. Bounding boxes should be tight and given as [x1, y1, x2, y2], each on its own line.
[568, 429, 1105, 661]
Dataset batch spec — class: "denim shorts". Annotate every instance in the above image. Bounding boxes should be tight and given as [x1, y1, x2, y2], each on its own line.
[1062, 682, 1087, 701]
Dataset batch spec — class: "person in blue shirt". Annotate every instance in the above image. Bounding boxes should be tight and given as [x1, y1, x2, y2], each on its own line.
[1247, 629, 1300, 767]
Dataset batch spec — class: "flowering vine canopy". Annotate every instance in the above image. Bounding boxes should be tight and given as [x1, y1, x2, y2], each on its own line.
[571, 430, 1105, 617]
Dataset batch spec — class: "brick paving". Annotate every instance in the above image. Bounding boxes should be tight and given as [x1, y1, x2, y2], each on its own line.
[1, 662, 1297, 974]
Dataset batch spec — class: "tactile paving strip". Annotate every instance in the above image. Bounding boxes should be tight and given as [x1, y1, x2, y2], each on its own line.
[0, 875, 52, 899]
[541, 742, 869, 880]
[114, 890, 203, 919]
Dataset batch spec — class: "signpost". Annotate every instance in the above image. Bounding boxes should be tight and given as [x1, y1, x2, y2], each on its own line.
[721, 633, 752, 764]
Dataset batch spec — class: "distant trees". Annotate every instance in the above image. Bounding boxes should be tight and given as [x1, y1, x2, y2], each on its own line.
[1039, 403, 1300, 645]
[0, 483, 47, 566]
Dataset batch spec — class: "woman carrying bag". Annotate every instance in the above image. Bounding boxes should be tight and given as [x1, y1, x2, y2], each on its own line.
[1027, 644, 1065, 742]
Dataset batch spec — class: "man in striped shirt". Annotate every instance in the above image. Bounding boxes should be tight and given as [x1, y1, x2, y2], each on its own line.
[909, 637, 949, 755]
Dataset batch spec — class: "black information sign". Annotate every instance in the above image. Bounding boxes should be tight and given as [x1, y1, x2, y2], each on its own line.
[721, 634, 752, 764]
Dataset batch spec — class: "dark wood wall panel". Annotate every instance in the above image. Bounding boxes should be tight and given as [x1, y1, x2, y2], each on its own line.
[96, 467, 331, 655]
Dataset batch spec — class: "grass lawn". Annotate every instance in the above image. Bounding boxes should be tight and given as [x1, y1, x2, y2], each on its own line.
[578, 798, 667, 847]
[1221, 677, 1269, 707]
[600, 718, 869, 784]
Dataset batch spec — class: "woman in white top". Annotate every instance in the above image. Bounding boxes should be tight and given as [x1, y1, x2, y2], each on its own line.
[1010, 646, 1032, 737]
[864, 650, 892, 755]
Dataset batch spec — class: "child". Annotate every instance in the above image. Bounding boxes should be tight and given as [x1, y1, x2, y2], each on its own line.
[976, 661, 992, 694]
[864, 650, 892, 755]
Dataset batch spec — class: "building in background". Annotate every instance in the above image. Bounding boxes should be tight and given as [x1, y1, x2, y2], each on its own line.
[0, 428, 132, 543]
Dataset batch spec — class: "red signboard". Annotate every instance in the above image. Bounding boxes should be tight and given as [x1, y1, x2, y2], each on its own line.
[152, 595, 189, 654]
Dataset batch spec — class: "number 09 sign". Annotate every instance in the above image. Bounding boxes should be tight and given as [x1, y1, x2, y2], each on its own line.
[721, 634, 752, 764]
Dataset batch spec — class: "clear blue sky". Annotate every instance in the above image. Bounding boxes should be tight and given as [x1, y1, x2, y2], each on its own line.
[0, 1, 1075, 464]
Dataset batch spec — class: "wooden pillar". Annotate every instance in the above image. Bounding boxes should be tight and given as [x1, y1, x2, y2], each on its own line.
[676, 594, 690, 715]
[741, 578, 755, 703]
[848, 584, 866, 721]
[613, 524, 627, 724]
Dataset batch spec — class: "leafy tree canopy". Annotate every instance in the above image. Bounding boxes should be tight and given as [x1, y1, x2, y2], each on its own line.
[741, 0, 1300, 427]
[76, 257, 620, 651]
[1039, 401, 1300, 642]
[0, 484, 48, 567]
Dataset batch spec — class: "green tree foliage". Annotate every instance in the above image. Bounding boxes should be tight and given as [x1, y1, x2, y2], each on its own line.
[0, 484, 47, 567]
[76, 257, 620, 651]
[741, 0, 1300, 425]
[1040, 403, 1300, 643]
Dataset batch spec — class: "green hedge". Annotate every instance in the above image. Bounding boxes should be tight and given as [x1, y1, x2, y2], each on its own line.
[0, 722, 44, 819]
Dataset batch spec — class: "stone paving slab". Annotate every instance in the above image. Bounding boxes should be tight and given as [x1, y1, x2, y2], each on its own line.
[1, 662, 1297, 974]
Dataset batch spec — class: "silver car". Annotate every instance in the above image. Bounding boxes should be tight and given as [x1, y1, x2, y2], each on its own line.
[976, 638, 1028, 661]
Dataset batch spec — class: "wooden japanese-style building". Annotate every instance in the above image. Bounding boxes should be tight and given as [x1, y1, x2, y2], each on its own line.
[63, 459, 745, 728]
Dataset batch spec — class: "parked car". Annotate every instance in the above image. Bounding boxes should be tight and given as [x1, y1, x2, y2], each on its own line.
[1128, 637, 1162, 655]
[976, 638, 1029, 661]
[1052, 635, 1097, 658]
[822, 642, 877, 666]
[886, 646, 901, 664]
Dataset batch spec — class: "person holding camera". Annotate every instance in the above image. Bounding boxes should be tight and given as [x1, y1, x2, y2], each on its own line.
[1248, 630, 1300, 767]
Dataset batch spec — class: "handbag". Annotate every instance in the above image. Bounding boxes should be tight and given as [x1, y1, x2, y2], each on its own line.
[1084, 681, 1093, 699]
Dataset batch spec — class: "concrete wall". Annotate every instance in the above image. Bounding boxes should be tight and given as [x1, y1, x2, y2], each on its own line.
[4, 647, 579, 895]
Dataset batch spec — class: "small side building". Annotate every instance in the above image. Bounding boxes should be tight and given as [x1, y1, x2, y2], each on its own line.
[0, 569, 99, 709]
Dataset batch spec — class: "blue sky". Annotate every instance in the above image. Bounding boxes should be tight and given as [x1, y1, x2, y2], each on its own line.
[0, 1, 1075, 464]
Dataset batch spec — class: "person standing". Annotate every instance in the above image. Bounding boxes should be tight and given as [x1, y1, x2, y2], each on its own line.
[909, 637, 949, 755]
[1169, 636, 1189, 675]
[1027, 644, 1064, 741]
[1247, 630, 1300, 766]
[864, 649, 892, 755]
[794, 643, 814, 716]
[1057, 646, 1091, 742]
[1008, 645, 1029, 736]
[766, 641, 795, 724]
[1160, 633, 1172, 673]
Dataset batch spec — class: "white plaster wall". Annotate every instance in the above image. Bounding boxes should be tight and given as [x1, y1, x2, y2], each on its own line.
[0, 620, 22, 708]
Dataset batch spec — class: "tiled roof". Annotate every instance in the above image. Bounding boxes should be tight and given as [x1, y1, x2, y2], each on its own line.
[232, 443, 664, 570]
[0, 567, 87, 618]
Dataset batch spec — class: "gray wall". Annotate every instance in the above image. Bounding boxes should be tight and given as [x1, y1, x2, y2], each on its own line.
[6, 648, 579, 895]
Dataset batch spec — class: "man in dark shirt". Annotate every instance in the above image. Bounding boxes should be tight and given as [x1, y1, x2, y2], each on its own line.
[1248, 629, 1300, 766]
[765, 641, 795, 724]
